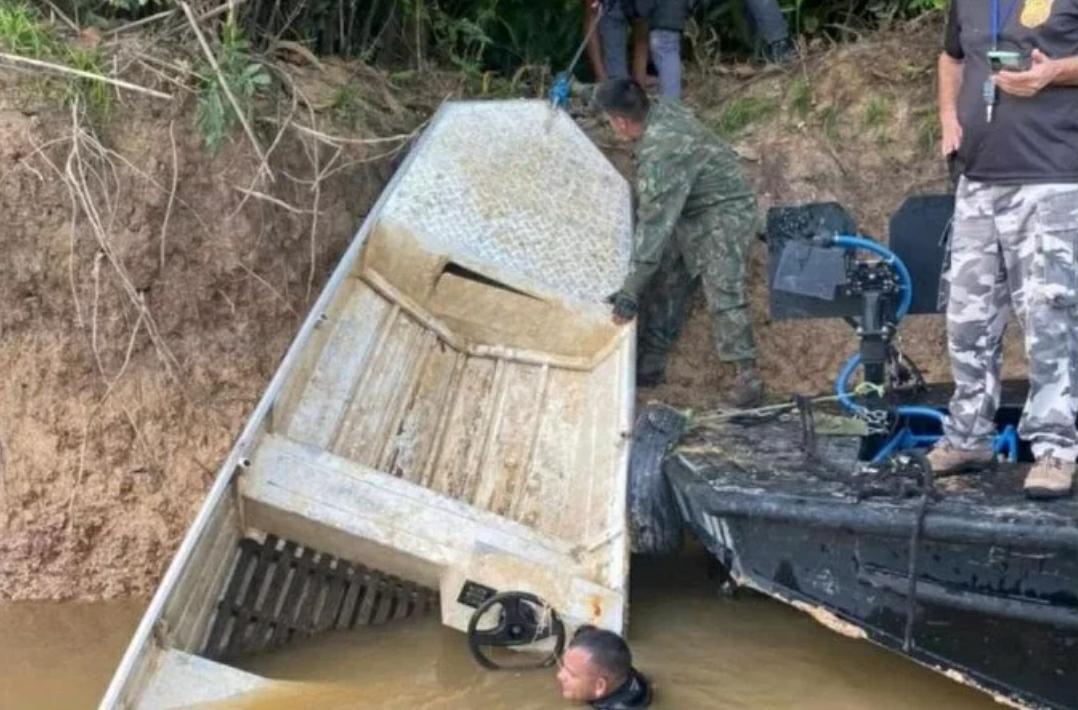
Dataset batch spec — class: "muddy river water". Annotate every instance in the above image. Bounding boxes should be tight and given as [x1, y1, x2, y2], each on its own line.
[0, 554, 994, 709]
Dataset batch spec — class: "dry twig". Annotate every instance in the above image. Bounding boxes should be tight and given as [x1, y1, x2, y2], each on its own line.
[232, 186, 310, 214]
[42, 0, 78, 32]
[160, 121, 178, 269]
[0, 53, 172, 100]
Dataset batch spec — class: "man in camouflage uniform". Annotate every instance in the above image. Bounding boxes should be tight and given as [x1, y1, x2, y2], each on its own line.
[595, 78, 763, 407]
[934, 0, 1078, 498]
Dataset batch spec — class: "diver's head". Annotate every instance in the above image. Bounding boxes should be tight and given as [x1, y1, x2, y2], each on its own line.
[556, 625, 631, 702]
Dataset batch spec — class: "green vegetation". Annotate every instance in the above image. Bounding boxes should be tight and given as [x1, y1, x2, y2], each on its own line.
[788, 77, 813, 118]
[917, 111, 940, 154]
[195, 20, 270, 154]
[862, 96, 893, 129]
[0, 2, 114, 119]
[65, 46, 112, 119]
[330, 85, 362, 129]
[718, 97, 780, 137]
[819, 104, 842, 141]
[0, 1, 59, 57]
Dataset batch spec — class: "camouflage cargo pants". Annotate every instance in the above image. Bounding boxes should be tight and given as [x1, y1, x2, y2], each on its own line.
[638, 202, 758, 378]
[943, 178, 1078, 460]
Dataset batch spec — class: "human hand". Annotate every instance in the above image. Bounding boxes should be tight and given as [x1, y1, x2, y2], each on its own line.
[940, 112, 962, 156]
[607, 291, 638, 325]
[995, 49, 1058, 98]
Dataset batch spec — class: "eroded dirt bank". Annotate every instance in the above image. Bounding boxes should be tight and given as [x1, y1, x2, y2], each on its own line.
[0, 22, 1028, 601]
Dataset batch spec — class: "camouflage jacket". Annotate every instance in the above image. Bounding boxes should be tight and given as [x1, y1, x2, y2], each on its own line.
[622, 101, 756, 297]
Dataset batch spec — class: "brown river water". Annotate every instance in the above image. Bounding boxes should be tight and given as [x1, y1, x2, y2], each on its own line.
[0, 554, 994, 709]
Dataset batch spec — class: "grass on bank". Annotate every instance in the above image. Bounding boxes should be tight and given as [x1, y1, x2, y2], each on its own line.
[0, 1, 113, 120]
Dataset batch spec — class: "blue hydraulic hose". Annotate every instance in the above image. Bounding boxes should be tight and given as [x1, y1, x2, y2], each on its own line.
[832, 234, 914, 416]
[836, 352, 943, 422]
[831, 234, 1020, 463]
[835, 352, 866, 413]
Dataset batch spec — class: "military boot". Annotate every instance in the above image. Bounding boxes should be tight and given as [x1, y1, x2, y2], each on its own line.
[724, 361, 764, 409]
[636, 350, 667, 388]
[1024, 457, 1075, 500]
[924, 441, 994, 474]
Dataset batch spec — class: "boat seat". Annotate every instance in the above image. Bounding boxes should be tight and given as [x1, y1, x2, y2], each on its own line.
[240, 434, 624, 632]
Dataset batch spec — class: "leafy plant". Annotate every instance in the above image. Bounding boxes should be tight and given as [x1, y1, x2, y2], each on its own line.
[196, 20, 270, 154]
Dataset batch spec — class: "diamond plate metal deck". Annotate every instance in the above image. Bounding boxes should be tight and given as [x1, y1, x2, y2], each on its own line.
[380, 100, 633, 305]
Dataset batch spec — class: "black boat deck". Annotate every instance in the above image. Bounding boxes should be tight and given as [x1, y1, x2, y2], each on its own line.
[673, 414, 1077, 527]
[662, 411, 1078, 710]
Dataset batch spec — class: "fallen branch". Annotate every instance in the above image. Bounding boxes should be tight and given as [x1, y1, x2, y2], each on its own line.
[159, 121, 178, 269]
[179, 1, 271, 181]
[272, 118, 425, 147]
[234, 260, 299, 317]
[232, 186, 310, 214]
[108, 0, 250, 37]
[42, 0, 78, 32]
[0, 52, 173, 100]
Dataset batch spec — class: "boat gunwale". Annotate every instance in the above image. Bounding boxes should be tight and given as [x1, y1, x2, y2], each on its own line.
[98, 101, 456, 710]
[667, 461, 1078, 551]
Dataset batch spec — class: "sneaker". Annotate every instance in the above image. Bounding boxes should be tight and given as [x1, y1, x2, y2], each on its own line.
[764, 38, 799, 65]
[925, 441, 994, 474]
[725, 365, 764, 409]
[1024, 457, 1075, 500]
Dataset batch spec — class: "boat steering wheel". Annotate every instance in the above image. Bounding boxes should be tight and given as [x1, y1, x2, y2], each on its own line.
[466, 591, 566, 670]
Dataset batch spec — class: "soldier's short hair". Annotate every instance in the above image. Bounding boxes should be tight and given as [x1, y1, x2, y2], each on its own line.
[595, 78, 650, 124]
[568, 624, 632, 683]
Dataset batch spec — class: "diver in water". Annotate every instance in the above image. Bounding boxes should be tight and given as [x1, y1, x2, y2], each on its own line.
[557, 625, 652, 708]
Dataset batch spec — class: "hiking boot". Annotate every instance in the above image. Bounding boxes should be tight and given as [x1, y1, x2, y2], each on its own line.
[1024, 457, 1075, 500]
[724, 363, 764, 409]
[924, 441, 994, 474]
[764, 38, 799, 65]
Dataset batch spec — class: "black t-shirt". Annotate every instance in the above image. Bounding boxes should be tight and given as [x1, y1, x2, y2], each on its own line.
[944, 0, 1078, 183]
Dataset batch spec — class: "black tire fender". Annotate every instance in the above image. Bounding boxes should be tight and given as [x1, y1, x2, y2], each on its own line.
[628, 403, 688, 555]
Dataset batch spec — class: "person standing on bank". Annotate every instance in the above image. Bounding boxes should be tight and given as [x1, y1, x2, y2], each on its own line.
[932, 0, 1078, 498]
[597, 79, 764, 407]
[586, 1, 797, 102]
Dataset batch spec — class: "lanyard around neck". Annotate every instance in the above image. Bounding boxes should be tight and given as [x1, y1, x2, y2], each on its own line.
[992, 0, 1021, 49]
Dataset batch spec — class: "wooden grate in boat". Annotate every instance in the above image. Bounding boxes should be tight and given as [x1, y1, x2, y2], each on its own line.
[203, 535, 438, 660]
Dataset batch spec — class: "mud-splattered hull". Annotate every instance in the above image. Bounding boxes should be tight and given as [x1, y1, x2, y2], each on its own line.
[648, 407, 1078, 710]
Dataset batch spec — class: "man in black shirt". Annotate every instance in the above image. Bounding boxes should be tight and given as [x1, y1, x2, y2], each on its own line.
[932, 0, 1078, 498]
[556, 625, 651, 708]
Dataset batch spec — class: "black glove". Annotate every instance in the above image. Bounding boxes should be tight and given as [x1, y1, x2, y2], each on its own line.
[607, 290, 639, 321]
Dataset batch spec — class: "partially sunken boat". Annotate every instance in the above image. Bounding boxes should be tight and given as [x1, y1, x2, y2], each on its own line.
[101, 100, 636, 709]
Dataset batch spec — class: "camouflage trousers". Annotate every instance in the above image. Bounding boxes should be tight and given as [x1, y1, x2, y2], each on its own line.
[638, 202, 758, 378]
[942, 178, 1078, 460]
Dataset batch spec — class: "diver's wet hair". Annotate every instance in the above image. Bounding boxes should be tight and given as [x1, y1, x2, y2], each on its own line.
[569, 625, 632, 681]
[595, 78, 650, 124]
